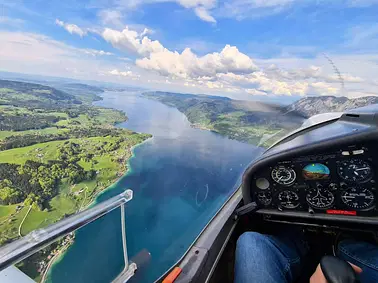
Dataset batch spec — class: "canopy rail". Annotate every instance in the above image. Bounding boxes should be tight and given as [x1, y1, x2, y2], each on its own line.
[0, 189, 136, 282]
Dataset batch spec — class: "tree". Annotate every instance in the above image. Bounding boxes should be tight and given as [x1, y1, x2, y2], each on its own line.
[24, 193, 42, 210]
[0, 187, 22, 205]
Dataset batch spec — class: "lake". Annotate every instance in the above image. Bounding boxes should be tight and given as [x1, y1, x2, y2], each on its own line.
[47, 91, 263, 283]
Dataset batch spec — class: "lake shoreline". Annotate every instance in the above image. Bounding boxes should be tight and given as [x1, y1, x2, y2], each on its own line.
[42, 113, 154, 282]
[48, 91, 259, 283]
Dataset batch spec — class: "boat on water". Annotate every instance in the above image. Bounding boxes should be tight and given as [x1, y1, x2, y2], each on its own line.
[1, 106, 377, 283]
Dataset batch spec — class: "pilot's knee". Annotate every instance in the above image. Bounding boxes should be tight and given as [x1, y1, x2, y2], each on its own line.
[337, 239, 378, 263]
[236, 232, 267, 250]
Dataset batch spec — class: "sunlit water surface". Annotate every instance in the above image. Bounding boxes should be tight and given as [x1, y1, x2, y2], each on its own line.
[48, 91, 263, 283]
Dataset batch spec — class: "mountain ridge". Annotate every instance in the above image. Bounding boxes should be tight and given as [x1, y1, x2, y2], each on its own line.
[142, 91, 378, 146]
[286, 95, 378, 117]
[142, 91, 304, 145]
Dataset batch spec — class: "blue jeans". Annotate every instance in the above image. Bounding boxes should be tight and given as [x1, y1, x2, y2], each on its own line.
[235, 232, 378, 283]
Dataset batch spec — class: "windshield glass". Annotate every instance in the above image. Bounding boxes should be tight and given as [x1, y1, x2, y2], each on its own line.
[0, 1, 377, 282]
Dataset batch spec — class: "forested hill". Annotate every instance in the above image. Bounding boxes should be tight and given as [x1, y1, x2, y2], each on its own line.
[0, 80, 75, 98]
[0, 79, 106, 107]
[52, 83, 104, 103]
[0, 79, 81, 106]
[0, 80, 151, 255]
[143, 91, 378, 145]
[142, 91, 305, 145]
[0, 80, 104, 131]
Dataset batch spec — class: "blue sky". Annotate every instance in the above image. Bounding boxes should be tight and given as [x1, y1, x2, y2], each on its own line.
[1, 0, 378, 100]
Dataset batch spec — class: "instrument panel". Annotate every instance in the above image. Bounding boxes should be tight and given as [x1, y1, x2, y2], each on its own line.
[252, 146, 377, 216]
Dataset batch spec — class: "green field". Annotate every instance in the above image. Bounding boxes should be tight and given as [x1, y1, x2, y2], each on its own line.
[0, 132, 151, 243]
[0, 79, 152, 269]
[0, 205, 17, 220]
[20, 194, 77, 235]
[0, 140, 63, 164]
[0, 127, 64, 139]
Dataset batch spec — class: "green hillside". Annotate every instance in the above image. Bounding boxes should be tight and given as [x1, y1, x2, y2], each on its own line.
[143, 91, 304, 145]
[0, 80, 151, 253]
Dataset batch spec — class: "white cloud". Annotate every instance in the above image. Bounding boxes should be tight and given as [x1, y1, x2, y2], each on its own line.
[106, 0, 216, 23]
[97, 24, 378, 97]
[310, 82, 339, 95]
[102, 27, 165, 56]
[55, 19, 87, 37]
[264, 64, 364, 84]
[98, 10, 124, 27]
[0, 31, 140, 84]
[176, 0, 216, 8]
[119, 57, 132, 61]
[265, 65, 321, 81]
[82, 49, 113, 56]
[136, 44, 258, 79]
[140, 28, 153, 37]
[214, 69, 347, 97]
[326, 74, 364, 84]
[194, 7, 216, 23]
[256, 54, 378, 97]
[168, 0, 218, 22]
[2, 21, 378, 99]
[108, 69, 140, 79]
[217, 72, 310, 96]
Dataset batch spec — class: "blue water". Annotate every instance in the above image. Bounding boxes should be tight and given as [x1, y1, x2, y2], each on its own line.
[48, 91, 263, 283]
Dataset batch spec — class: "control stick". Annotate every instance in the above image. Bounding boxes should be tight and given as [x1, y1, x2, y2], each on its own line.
[320, 255, 357, 283]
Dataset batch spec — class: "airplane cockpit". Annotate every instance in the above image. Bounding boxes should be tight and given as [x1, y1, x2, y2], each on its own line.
[160, 106, 378, 283]
[244, 110, 378, 221]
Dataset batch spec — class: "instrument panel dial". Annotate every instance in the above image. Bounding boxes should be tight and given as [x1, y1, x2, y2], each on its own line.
[306, 187, 334, 209]
[271, 166, 296, 186]
[277, 190, 300, 209]
[337, 159, 372, 183]
[257, 191, 272, 206]
[253, 149, 377, 216]
[341, 188, 375, 210]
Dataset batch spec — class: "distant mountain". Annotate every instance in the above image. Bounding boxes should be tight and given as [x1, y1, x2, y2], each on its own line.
[0, 79, 82, 108]
[142, 91, 378, 146]
[57, 83, 104, 94]
[142, 91, 305, 145]
[52, 83, 104, 103]
[286, 95, 378, 118]
[0, 80, 107, 107]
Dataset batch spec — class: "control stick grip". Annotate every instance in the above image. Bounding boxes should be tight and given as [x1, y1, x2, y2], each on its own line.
[320, 255, 357, 283]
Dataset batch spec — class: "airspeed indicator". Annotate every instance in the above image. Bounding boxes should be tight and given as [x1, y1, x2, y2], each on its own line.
[271, 166, 296, 186]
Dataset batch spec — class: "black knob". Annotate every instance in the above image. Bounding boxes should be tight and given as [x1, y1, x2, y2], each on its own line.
[317, 183, 323, 189]
[320, 255, 357, 283]
[340, 183, 348, 190]
[329, 183, 337, 190]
